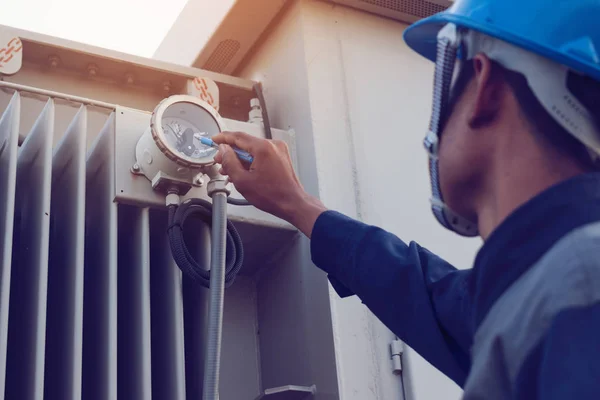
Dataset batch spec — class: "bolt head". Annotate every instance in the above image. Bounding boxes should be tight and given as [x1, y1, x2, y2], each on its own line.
[48, 55, 60, 68]
[87, 63, 99, 77]
[132, 163, 141, 172]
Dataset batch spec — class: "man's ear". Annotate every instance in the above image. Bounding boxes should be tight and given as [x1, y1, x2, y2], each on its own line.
[468, 54, 503, 128]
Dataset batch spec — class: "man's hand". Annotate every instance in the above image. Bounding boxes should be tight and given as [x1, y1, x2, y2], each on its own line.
[212, 131, 327, 237]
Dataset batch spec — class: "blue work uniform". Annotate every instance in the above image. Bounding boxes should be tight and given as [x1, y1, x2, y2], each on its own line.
[310, 173, 600, 399]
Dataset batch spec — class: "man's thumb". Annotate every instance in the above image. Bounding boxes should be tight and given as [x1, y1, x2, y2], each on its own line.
[218, 144, 246, 180]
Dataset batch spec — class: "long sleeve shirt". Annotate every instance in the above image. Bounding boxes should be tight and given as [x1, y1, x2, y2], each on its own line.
[310, 173, 600, 399]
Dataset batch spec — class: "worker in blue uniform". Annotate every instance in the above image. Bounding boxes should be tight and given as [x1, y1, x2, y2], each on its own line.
[213, 0, 600, 397]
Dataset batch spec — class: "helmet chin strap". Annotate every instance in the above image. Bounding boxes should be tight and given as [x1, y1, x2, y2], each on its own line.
[425, 24, 479, 237]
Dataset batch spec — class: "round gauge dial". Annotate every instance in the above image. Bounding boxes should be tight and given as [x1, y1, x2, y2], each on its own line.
[151, 96, 225, 167]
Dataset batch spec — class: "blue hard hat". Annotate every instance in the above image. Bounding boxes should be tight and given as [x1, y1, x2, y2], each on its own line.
[404, 0, 600, 81]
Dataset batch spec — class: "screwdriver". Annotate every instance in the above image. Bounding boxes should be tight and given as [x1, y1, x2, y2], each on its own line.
[196, 135, 254, 163]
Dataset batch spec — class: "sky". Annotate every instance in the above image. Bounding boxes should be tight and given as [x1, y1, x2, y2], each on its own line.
[0, 0, 229, 58]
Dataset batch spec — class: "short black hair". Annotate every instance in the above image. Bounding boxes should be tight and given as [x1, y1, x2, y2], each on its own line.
[447, 59, 600, 170]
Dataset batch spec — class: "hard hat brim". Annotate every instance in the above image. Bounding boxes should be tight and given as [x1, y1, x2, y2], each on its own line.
[404, 13, 600, 82]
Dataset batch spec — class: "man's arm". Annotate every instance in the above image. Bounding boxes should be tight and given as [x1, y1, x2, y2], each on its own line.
[212, 131, 473, 385]
[311, 210, 472, 386]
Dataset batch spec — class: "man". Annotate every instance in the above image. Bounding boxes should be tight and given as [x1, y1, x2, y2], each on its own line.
[213, 0, 600, 398]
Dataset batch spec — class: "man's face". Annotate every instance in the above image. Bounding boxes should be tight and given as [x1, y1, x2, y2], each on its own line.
[436, 65, 491, 223]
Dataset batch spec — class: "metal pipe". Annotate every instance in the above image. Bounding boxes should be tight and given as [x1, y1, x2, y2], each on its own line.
[0, 81, 116, 110]
[202, 191, 228, 400]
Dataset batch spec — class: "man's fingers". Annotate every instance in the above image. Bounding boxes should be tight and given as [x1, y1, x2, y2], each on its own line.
[212, 131, 263, 153]
[218, 144, 249, 182]
[272, 139, 289, 153]
[214, 148, 223, 164]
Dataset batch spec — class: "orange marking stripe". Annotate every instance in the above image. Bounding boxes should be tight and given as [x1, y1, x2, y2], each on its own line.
[192, 77, 216, 107]
[0, 38, 23, 67]
[193, 78, 201, 90]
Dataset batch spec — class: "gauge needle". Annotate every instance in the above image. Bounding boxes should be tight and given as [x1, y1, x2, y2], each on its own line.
[175, 128, 195, 156]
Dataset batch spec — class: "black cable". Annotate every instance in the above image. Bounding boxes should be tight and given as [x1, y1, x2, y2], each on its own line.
[253, 82, 273, 140]
[167, 198, 244, 288]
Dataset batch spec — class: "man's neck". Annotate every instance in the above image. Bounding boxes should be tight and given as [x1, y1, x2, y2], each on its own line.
[475, 142, 588, 240]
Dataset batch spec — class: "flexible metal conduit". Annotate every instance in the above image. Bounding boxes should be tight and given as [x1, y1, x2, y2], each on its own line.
[202, 191, 228, 400]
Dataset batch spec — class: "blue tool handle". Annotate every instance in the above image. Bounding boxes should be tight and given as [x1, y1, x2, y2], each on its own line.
[232, 148, 254, 163]
[199, 136, 254, 163]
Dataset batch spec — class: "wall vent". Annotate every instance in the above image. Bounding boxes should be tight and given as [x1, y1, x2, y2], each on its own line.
[329, 0, 452, 23]
[201, 39, 241, 73]
[359, 0, 447, 18]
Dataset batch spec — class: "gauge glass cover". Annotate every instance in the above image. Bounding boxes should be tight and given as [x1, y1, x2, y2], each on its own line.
[154, 99, 223, 165]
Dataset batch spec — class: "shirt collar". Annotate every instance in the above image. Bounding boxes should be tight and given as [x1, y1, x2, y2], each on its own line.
[470, 172, 600, 329]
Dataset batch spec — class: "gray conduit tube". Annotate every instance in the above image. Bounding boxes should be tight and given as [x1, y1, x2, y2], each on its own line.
[202, 191, 228, 400]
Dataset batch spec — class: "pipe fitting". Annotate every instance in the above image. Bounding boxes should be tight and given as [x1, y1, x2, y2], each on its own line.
[203, 164, 223, 180]
[165, 192, 181, 207]
[204, 164, 230, 197]
[207, 178, 231, 197]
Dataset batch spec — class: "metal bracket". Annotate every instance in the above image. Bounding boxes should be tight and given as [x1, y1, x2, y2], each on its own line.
[390, 339, 404, 375]
[151, 171, 193, 196]
[254, 385, 316, 400]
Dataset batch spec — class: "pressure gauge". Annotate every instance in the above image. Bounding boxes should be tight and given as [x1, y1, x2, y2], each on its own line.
[150, 95, 225, 167]
[135, 95, 226, 190]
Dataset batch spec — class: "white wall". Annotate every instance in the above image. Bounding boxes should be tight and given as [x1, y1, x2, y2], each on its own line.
[239, 1, 482, 399]
[153, 0, 237, 64]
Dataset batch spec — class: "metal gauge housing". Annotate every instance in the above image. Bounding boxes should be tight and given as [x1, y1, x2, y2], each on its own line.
[151, 95, 225, 167]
